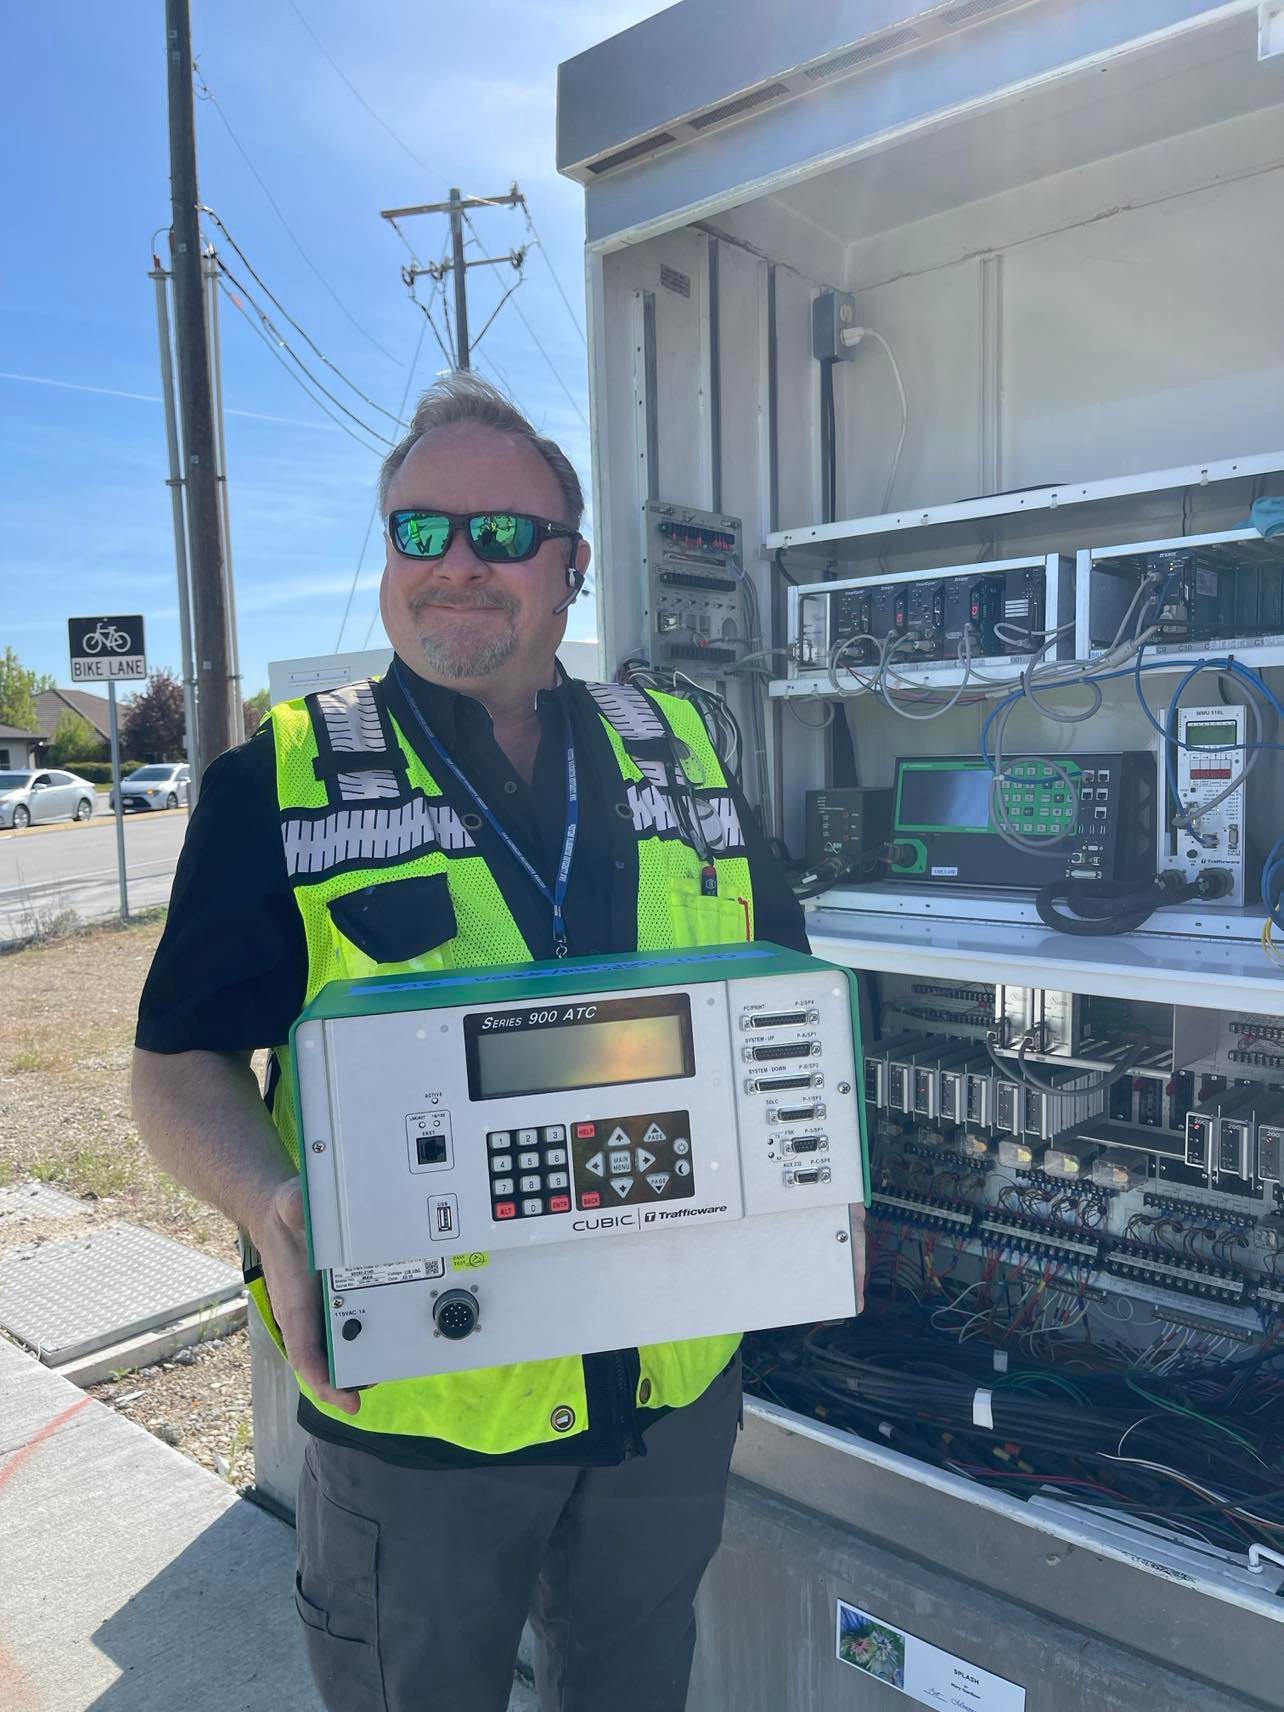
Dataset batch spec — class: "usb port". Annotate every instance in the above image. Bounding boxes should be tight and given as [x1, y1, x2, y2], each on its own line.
[429, 1194, 460, 1241]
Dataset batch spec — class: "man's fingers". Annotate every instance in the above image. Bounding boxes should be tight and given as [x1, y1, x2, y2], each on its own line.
[273, 1177, 306, 1234]
[258, 1184, 360, 1413]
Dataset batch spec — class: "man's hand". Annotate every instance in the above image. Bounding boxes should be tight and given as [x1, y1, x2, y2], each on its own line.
[250, 1179, 362, 1416]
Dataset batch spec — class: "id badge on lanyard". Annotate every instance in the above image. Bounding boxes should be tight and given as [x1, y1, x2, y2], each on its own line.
[392, 660, 579, 955]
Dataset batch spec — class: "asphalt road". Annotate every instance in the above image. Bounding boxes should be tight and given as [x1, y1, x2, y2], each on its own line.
[0, 803, 190, 942]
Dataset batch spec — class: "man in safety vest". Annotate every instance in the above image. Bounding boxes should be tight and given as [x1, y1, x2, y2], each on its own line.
[133, 372, 811, 1712]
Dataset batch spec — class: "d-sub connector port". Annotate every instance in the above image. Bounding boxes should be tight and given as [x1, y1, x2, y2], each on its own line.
[788, 1134, 827, 1154]
[785, 1165, 831, 1186]
[772, 1103, 825, 1124]
[744, 1040, 818, 1062]
[743, 1009, 818, 1030]
[748, 1072, 822, 1094]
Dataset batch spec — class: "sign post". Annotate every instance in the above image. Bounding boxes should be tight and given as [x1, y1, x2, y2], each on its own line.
[68, 616, 147, 924]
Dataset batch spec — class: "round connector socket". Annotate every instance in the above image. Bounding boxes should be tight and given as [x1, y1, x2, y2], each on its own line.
[1196, 868, 1234, 901]
[432, 1288, 480, 1341]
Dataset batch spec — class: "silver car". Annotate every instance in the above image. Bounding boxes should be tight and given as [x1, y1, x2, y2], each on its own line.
[110, 762, 190, 813]
[0, 769, 97, 829]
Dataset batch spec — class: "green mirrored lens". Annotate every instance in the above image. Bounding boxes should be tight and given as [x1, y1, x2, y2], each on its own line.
[470, 513, 537, 561]
[395, 513, 452, 556]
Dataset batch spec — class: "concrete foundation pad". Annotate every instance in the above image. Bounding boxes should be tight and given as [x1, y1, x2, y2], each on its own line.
[53, 1294, 248, 1388]
[0, 1333, 320, 1710]
[0, 1336, 538, 1710]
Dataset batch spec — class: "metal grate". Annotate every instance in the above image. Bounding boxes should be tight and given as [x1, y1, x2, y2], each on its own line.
[803, 26, 921, 81]
[586, 131, 678, 175]
[941, 0, 1015, 23]
[0, 1181, 93, 1227]
[688, 81, 790, 131]
[0, 1223, 242, 1365]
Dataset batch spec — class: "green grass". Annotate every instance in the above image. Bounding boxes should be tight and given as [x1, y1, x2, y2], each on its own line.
[7, 1046, 61, 1073]
[25, 1145, 134, 1199]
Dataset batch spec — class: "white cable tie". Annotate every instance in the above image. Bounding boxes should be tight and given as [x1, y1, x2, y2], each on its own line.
[992, 1350, 1009, 1373]
[972, 1387, 995, 1431]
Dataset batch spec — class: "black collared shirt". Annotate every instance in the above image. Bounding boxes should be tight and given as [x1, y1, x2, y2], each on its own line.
[136, 659, 807, 1469]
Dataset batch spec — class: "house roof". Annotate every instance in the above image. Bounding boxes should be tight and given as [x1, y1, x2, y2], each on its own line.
[0, 724, 42, 740]
[34, 687, 112, 742]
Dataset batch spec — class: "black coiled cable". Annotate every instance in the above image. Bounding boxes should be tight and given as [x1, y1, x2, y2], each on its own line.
[1035, 869, 1228, 936]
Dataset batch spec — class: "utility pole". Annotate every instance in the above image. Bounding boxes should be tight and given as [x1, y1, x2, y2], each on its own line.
[380, 186, 526, 371]
[165, 0, 233, 787]
[202, 247, 245, 742]
[448, 190, 470, 370]
[149, 261, 201, 795]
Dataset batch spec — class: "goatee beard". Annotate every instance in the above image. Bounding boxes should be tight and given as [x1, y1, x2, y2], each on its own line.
[409, 593, 519, 679]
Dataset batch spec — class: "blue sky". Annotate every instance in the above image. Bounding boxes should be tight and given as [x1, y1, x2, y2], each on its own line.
[1, 0, 665, 701]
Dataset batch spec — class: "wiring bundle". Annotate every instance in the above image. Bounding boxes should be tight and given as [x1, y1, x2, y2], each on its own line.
[745, 1300, 1284, 1556]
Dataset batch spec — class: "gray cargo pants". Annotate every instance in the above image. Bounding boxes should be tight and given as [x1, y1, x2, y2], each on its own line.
[294, 1356, 741, 1712]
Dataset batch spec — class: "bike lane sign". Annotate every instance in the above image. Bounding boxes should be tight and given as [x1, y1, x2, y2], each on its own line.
[68, 615, 147, 683]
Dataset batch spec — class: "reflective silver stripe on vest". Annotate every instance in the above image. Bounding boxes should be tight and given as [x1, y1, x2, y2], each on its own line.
[585, 682, 667, 742]
[317, 681, 401, 801]
[283, 797, 475, 877]
[627, 781, 743, 849]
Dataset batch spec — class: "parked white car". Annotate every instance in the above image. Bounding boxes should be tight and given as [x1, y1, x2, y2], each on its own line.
[110, 763, 190, 813]
[0, 769, 97, 829]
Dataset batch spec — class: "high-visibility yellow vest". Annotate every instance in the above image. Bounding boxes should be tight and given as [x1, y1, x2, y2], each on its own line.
[246, 675, 754, 1456]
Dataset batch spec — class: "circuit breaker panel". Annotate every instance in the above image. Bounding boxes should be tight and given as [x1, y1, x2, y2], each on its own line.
[643, 499, 745, 668]
[295, 946, 866, 1387]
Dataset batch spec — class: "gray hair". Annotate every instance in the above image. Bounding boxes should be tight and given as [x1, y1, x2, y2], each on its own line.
[378, 371, 585, 527]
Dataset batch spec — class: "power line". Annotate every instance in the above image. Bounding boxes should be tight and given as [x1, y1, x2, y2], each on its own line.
[202, 206, 408, 427]
[467, 269, 525, 356]
[194, 68, 400, 365]
[217, 259, 395, 445]
[413, 293, 455, 371]
[520, 202, 587, 348]
[282, 0, 433, 175]
[461, 212, 589, 431]
[336, 316, 428, 650]
[509, 294, 589, 431]
[218, 278, 388, 456]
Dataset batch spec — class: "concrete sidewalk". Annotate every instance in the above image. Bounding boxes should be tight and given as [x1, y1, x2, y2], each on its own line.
[0, 1337, 536, 1710]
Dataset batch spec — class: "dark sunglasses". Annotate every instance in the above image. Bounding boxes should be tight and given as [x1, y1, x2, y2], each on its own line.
[388, 509, 580, 565]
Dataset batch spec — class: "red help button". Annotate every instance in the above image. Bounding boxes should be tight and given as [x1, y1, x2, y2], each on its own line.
[574, 1122, 596, 1139]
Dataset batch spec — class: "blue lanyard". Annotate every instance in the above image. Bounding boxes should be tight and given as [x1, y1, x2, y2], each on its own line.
[392, 660, 579, 955]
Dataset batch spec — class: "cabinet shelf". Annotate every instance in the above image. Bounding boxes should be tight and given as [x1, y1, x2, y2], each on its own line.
[765, 449, 1284, 562]
[805, 888, 1284, 1013]
[770, 641, 1284, 700]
